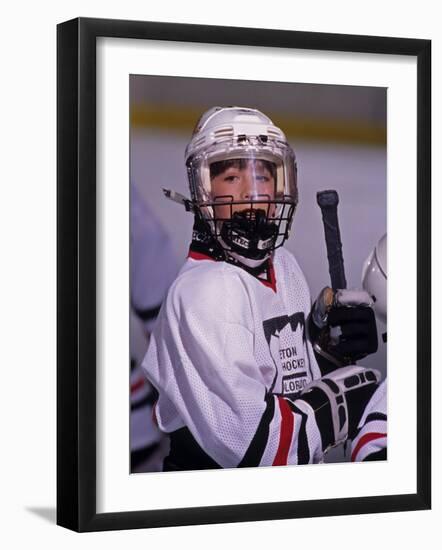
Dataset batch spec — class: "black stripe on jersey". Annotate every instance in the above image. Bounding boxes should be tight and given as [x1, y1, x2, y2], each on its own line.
[289, 403, 310, 464]
[238, 395, 275, 468]
[269, 363, 279, 394]
[132, 303, 161, 322]
[365, 412, 387, 424]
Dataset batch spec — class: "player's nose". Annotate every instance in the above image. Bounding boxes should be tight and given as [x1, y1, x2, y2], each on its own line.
[239, 172, 255, 200]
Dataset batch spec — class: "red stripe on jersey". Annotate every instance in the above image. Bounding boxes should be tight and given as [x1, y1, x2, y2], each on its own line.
[188, 250, 215, 262]
[259, 259, 277, 293]
[130, 377, 145, 393]
[351, 432, 386, 462]
[273, 397, 294, 466]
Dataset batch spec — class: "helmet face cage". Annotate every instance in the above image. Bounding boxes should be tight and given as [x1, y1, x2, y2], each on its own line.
[186, 136, 298, 257]
[212, 199, 295, 257]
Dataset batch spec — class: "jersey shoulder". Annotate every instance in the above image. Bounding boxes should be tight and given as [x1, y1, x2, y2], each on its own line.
[165, 257, 252, 324]
[274, 246, 303, 272]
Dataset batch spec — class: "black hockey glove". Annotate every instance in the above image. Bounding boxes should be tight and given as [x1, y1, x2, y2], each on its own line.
[295, 365, 381, 453]
[309, 287, 378, 374]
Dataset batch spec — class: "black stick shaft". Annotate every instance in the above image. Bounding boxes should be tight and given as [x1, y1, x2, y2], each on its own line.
[317, 190, 347, 290]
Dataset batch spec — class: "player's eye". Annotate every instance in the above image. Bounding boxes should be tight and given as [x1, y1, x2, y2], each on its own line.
[223, 175, 240, 182]
[255, 174, 271, 183]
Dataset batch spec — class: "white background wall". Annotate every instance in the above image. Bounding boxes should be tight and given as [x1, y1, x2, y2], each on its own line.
[0, 1, 439, 548]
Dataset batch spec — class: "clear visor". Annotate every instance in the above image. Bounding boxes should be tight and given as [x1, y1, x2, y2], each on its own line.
[187, 137, 297, 219]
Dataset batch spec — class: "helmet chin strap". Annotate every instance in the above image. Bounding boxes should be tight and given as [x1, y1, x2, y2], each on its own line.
[190, 210, 276, 269]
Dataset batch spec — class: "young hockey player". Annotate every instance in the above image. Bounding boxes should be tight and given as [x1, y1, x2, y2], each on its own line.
[142, 106, 380, 471]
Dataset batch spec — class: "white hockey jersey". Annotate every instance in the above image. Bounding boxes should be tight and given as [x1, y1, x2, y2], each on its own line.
[142, 247, 325, 469]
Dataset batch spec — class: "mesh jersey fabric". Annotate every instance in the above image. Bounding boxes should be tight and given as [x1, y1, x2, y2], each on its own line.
[142, 247, 327, 468]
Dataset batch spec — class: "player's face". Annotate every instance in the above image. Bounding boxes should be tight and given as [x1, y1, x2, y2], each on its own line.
[210, 160, 276, 219]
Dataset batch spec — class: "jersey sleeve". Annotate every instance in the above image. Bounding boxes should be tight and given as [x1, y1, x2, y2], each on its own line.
[143, 264, 325, 468]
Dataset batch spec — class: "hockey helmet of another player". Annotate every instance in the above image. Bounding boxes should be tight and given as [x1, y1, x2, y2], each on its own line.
[185, 106, 298, 267]
[362, 233, 387, 325]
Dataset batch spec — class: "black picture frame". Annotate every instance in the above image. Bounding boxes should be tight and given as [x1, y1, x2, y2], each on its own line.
[57, 17, 431, 532]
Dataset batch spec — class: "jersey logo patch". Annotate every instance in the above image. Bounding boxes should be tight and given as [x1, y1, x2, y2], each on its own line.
[263, 312, 305, 344]
[263, 312, 308, 398]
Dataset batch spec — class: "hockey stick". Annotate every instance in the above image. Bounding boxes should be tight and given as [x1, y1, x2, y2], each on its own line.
[316, 190, 347, 290]
[314, 189, 350, 369]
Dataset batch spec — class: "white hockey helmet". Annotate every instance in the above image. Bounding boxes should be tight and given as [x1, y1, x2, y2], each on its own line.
[185, 106, 298, 266]
[362, 233, 387, 324]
